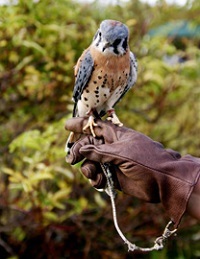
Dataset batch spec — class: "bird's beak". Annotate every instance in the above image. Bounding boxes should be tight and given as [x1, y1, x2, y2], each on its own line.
[102, 42, 111, 52]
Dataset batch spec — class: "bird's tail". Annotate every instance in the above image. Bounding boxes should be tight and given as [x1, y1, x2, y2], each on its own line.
[65, 104, 82, 153]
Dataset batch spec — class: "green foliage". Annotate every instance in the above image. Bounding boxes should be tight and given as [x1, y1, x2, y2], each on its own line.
[0, 0, 200, 258]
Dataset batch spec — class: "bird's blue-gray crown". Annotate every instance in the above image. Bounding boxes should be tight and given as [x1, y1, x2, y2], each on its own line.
[100, 19, 129, 42]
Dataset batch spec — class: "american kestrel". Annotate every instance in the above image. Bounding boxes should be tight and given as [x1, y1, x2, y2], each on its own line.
[66, 19, 137, 149]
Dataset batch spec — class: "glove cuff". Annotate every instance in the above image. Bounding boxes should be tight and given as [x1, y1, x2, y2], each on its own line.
[159, 155, 200, 228]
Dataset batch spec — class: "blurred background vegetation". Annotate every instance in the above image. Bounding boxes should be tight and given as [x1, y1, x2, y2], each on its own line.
[0, 0, 200, 258]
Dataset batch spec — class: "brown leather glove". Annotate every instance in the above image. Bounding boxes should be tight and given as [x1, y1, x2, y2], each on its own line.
[65, 117, 200, 228]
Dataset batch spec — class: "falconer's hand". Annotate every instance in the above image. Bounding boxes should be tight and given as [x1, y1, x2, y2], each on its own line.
[65, 117, 200, 227]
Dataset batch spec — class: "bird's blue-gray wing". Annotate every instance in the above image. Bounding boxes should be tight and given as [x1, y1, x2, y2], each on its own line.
[72, 49, 94, 116]
[113, 51, 137, 107]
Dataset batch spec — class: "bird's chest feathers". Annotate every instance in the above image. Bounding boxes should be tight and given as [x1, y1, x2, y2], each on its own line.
[91, 50, 130, 90]
[79, 49, 130, 113]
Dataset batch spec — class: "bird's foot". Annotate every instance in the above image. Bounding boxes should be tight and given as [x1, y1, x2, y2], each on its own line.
[83, 115, 98, 137]
[107, 110, 123, 127]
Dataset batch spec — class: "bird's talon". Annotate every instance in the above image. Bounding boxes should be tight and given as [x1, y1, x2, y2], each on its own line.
[107, 113, 123, 127]
[82, 116, 97, 137]
[90, 127, 96, 137]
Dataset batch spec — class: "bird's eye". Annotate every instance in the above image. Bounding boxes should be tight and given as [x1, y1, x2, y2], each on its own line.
[99, 32, 102, 37]
[113, 38, 121, 47]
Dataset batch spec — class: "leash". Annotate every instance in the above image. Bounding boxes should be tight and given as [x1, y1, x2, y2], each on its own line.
[100, 163, 177, 252]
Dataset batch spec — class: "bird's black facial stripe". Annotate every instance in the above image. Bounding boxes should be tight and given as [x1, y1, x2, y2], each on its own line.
[112, 38, 121, 55]
[113, 47, 119, 55]
[112, 38, 128, 55]
[113, 38, 121, 48]
[95, 30, 102, 47]
[122, 37, 128, 50]
[93, 30, 99, 40]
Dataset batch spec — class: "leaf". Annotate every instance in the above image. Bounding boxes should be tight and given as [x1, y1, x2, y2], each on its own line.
[15, 56, 33, 71]
[21, 40, 47, 55]
[30, 173, 53, 182]
[43, 211, 58, 222]
[9, 130, 46, 152]
[52, 189, 71, 201]
[94, 192, 106, 208]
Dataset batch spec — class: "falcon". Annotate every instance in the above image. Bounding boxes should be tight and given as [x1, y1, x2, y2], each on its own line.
[66, 19, 137, 150]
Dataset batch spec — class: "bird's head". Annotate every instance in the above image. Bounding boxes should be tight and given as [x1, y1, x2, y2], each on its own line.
[92, 20, 129, 56]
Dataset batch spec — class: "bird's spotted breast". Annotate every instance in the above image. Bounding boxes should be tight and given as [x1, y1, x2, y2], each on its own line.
[80, 48, 130, 111]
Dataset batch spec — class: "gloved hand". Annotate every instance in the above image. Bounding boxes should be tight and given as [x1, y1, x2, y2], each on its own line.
[65, 117, 200, 227]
